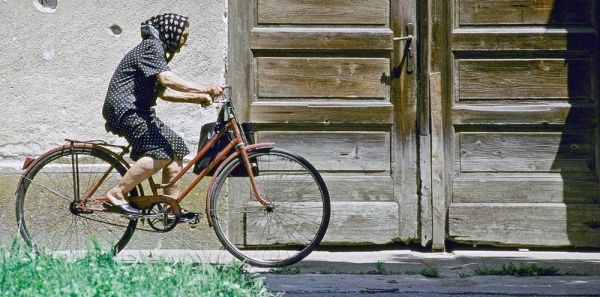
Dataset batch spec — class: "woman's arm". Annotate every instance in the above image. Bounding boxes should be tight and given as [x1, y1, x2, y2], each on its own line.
[156, 71, 223, 95]
[158, 87, 213, 107]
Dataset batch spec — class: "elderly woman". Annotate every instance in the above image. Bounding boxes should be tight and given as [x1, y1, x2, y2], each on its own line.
[102, 13, 224, 215]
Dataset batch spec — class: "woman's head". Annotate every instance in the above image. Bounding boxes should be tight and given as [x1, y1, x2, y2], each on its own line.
[141, 13, 189, 58]
[175, 25, 189, 53]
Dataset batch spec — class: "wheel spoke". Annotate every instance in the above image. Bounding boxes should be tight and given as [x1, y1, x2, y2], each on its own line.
[16, 147, 137, 254]
[210, 148, 330, 267]
[21, 176, 72, 203]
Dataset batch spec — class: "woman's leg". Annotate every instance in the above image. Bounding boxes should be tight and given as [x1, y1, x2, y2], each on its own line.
[162, 157, 183, 198]
[161, 157, 199, 219]
[107, 156, 171, 205]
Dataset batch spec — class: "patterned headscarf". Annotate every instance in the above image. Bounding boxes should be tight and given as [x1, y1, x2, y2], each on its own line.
[141, 13, 189, 54]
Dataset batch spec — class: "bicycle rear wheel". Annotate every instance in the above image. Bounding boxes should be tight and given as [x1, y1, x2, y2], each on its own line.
[209, 147, 330, 267]
[16, 146, 138, 255]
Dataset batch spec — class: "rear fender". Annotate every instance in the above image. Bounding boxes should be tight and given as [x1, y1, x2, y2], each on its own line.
[15, 142, 123, 194]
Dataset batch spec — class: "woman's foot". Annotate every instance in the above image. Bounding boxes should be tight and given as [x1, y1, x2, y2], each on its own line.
[103, 189, 140, 215]
[106, 190, 128, 206]
[102, 202, 140, 216]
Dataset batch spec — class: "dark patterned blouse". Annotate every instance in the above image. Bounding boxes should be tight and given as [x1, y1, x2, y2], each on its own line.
[102, 37, 190, 161]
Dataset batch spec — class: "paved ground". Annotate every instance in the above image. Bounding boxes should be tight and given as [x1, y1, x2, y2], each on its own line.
[118, 248, 600, 296]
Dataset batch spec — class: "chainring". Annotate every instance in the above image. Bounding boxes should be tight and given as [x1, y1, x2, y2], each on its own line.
[129, 195, 182, 232]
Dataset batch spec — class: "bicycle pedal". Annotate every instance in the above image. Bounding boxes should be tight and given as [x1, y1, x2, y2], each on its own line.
[180, 218, 199, 224]
[121, 214, 142, 220]
[180, 212, 203, 224]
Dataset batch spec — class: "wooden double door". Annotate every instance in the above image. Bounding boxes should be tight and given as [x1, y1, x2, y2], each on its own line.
[227, 0, 600, 249]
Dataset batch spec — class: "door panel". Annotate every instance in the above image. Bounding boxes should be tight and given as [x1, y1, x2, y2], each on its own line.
[260, 131, 391, 172]
[458, 59, 591, 100]
[457, 0, 591, 26]
[229, 0, 419, 244]
[450, 203, 600, 247]
[459, 133, 594, 173]
[256, 58, 390, 99]
[447, 0, 600, 247]
[257, 0, 390, 25]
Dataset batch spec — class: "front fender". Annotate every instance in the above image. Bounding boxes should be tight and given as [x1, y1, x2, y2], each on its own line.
[204, 142, 274, 227]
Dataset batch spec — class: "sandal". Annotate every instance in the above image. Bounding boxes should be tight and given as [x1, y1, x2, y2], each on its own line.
[102, 202, 141, 216]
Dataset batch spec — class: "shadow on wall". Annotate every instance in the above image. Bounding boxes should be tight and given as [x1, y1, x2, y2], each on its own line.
[549, 1, 600, 247]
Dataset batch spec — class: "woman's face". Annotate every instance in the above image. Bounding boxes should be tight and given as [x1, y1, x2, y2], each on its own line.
[175, 25, 189, 53]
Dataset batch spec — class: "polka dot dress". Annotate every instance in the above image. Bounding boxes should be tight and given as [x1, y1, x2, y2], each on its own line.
[102, 19, 190, 161]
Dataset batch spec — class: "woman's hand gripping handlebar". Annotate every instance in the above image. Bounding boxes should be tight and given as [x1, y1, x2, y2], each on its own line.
[212, 85, 232, 104]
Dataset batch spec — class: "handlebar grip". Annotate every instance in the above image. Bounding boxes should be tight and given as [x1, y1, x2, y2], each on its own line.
[213, 86, 231, 104]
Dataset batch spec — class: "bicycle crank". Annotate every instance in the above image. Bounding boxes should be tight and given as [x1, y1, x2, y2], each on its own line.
[128, 195, 182, 232]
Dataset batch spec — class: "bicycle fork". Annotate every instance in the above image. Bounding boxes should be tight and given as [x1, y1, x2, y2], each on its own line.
[239, 148, 268, 205]
[204, 142, 274, 227]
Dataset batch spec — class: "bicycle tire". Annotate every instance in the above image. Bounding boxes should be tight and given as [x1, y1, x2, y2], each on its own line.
[209, 147, 330, 267]
[16, 146, 138, 255]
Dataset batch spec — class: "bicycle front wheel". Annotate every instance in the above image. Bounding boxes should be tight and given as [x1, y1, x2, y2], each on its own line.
[209, 147, 330, 267]
[16, 146, 138, 255]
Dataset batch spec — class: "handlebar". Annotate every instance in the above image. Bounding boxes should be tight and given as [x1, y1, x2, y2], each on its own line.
[212, 85, 232, 104]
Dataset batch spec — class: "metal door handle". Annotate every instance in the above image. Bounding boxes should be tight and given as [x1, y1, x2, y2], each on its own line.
[393, 35, 413, 42]
[393, 23, 415, 74]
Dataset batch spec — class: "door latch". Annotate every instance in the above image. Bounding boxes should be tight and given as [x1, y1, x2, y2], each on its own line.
[393, 23, 415, 75]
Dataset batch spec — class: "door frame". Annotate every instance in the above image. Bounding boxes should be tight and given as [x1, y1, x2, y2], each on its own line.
[417, 0, 451, 251]
[392, 0, 422, 245]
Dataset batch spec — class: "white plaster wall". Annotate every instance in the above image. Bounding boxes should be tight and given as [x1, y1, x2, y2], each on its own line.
[0, 0, 227, 165]
[0, 0, 228, 249]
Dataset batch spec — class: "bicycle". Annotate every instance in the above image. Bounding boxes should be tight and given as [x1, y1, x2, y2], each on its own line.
[15, 87, 331, 267]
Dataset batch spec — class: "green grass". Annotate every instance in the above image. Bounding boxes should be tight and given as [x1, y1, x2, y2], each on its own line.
[364, 261, 402, 275]
[405, 266, 441, 278]
[0, 240, 276, 297]
[360, 261, 441, 278]
[473, 262, 560, 277]
[268, 266, 301, 275]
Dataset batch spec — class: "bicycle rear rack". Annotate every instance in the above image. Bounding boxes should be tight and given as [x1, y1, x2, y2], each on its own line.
[64, 139, 130, 151]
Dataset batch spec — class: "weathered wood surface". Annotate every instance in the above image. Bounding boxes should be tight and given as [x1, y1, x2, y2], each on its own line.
[430, 73, 446, 250]
[250, 102, 394, 125]
[259, 131, 390, 172]
[228, 0, 417, 246]
[458, 59, 591, 101]
[419, 134, 433, 246]
[452, 103, 597, 126]
[219, 201, 401, 246]
[320, 176, 395, 202]
[453, 176, 599, 204]
[323, 202, 399, 244]
[257, 0, 390, 26]
[228, 0, 252, 122]
[251, 28, 393, 51]
[452, 30, 598, 52]
[228, 0, 600, 249]
[457, 0, 592, 26]
[449, 203, 600, 247]
[419, 0, 450, 249]
[458, 132, 594, 173]
[256, 57, 390, 100]
[446, 0, 600, 248]
[392, 0, 420, 243]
